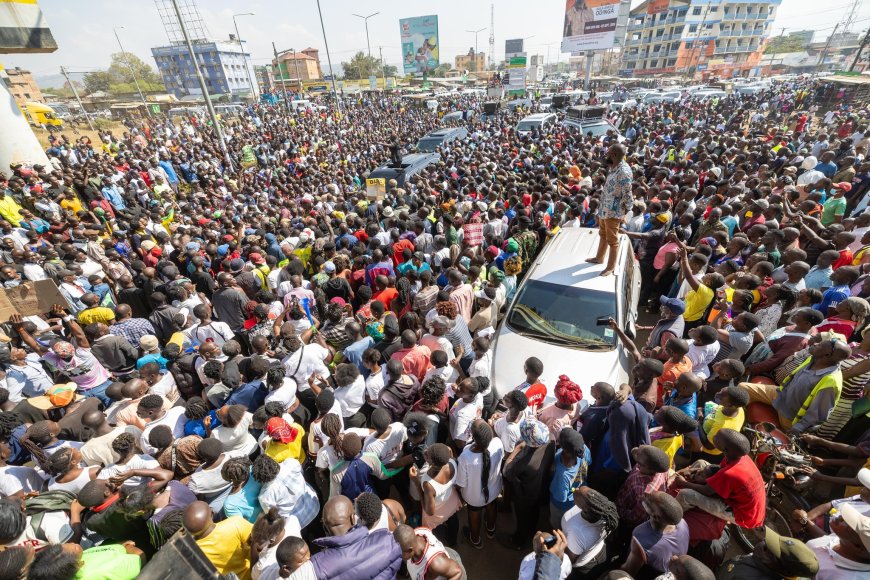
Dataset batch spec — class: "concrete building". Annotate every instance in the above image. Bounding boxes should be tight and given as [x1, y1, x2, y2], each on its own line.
[151, 38, 254, 98]
[0, 67, 43, 104]
[621, 0, 780, 79]
[455, 49, 486, 72]
[272, 47, 322, 83]
[789, 30, 814, 46]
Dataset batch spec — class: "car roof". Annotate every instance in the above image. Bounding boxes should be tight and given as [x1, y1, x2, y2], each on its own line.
[520, 113, 555, 121]
[424, 128, 459, 137]
[524, 228, 629, 292]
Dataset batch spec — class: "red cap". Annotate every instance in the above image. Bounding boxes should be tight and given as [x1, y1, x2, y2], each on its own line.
[248, 252, 265, 265]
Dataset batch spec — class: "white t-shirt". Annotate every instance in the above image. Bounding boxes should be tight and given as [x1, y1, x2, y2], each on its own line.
[449, 394, 483, 443]
[334, 376, 366, 418]
[187, 455, 233, 495]
[455, 437, 504, 507]
[265, 378, 298, 410]
[420, 334, 455, 359]
[80, 425, 143, 467]
[687, 342, 720, 380]
[469, 352, 492, 396]
[363, 423, 408, 463]
[251, 515, 302, 580]
[282, 343, 330, 391]
[97, 454, 160, 487]
[213, 412, 258, 457]
[2, 512, 72, 549]
[149, 371, 180, 403]
[561, 505, 607, 567]
[140, 406, 187, 455]
[0, 466, 44, 498]
[365, 371, 386, 402]
[185, 321, 235, 347]
[494, 416, 523, 453]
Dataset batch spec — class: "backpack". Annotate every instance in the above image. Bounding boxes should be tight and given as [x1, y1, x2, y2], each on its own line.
[25, 490, 77, 542]
[168, 352, 203, 397]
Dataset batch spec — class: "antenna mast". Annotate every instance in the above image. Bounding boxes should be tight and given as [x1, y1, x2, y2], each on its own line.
[488, 4, 495, 70]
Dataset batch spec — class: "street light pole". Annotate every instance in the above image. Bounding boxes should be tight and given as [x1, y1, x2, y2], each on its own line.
[272, 42, 291, 112]
[291, 49, 302, 92]
[352, 12, 379, 58]
[169, 0, 232, 170]
[232, 13, 258, 101]
[60, 66, 95, 133]
[316, 0, 341, 111]
[113, 26, 150, 116]
[466, 28, 487, 72]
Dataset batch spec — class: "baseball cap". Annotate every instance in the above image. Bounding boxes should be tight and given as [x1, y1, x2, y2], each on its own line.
[140, 335, 159, 352]
[323, 261, 336, 274]
[834, 182, 853, 193]
[660, 296, 686, 315]
[140, 240, 156, 251]
[763, 527, 819, 577]
[753, 199, 770, 210]
[229, 258, 245, 274]
[840, 503, 870, 552]
[29, 383, 83, 410]
[248, 252, 265, 265]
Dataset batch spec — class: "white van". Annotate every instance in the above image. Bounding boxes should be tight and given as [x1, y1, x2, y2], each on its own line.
[515, 112, 557, 136]
[289, 99, 312, 111]
[491, 227, 641, 401]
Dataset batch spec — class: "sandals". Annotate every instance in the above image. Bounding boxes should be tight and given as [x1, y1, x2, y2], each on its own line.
[462, 526, 483, 549]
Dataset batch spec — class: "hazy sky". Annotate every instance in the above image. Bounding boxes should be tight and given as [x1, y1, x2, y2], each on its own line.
[3, 0, 869, 85]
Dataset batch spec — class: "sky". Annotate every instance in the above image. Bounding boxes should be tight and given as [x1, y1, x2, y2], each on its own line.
[3, 0, 869, 87]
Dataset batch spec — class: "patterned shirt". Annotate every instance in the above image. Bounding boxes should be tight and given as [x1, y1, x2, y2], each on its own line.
[615, 465, 669, 529]
[110, 318, 156, 347]
[599, 160, 634, 219]
[258, 458, 320, 529]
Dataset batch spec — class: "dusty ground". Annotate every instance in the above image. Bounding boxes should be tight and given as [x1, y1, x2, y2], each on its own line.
[31, 121, 124, 149]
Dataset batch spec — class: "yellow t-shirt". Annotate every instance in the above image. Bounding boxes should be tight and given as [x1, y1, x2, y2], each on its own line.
[60, 197, 83, 216]
[702, 406, 745, 455]
[264, 423, 306, 464]
[78, 306, 116, 326]
[195, 515, 253, 579]
[684, 284, 714, 322]
[652, 433, 683, 467]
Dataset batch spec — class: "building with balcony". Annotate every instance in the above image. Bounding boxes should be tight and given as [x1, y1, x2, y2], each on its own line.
[152, 39, 254, 98]
[620, 0, 780, 79]
[455, 50, 486, 72]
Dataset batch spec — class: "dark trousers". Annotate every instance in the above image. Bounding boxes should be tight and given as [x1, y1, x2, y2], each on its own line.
[511, 493, 541, 547]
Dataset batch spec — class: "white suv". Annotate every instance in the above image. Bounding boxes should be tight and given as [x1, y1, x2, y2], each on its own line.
[491, 227, 641, 401]
[516, 113, 557, 136]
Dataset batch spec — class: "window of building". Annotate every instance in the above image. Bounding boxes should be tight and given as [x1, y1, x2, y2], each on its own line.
[689, 24, 697, 32]
[692, 7, 701, 15]
[709, 7, 717, 12]
[667, 59, 676, 66]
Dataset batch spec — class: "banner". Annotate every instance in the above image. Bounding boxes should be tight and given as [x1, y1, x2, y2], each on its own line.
[0, 280, 67, 321]
[0, 1, 57, 53]
[400, 15, 439, 75]
[561, 0, 620, 52]
[505, 38, 524, 57]
[647, 0, 669, 14]
[507, 53, 527, 96]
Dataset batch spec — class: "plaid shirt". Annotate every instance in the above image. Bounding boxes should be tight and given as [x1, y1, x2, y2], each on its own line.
[259, 458, 320, 528]
[616, 466, 669, 529]
[109, 318, 156, 348]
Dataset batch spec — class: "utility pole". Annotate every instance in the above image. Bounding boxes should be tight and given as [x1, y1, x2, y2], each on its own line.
[767, 27, 787, 76]
[60, 66, 95, 132]
[169, 0, 232, 171]
[272, 42, 291, 112]
[232, 13, 258, 101]
[850, 28, 870, 71]
[466, 28, 487, 72]
[816, 24, 840, 75]
[113, 27, 150, 116]
[584, 51, 593, 90]
[685, 5, 710, 81]
[488, 4, 495, 70]
[316, 0, 341, 111]
[352, 12, 379, 58]
[291, 49, 302, 92]
[379, 46, 386, 88]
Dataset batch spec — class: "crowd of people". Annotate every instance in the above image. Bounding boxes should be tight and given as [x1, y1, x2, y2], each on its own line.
[0, 76, 865, 580]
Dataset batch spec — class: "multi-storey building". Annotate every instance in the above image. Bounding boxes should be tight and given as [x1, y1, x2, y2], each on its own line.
[0, 66, 43, 104]
[272, 48, 323, 83]
[621, 0, 780, 79]
[151, 39, 254, 98]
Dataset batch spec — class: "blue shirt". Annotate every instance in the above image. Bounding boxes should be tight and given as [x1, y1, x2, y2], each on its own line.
[814, 161, 837, 178]
[343, 337, 374, 376]
[815, 284, 851, 314]
[137, 353, 168, 370]
[223, 475, 263, 523]
[184, 410, 221, 437]
[225, 379, 269, 410]
[660, 391, 697, 424]
[721, 215, 738, 238]
[159, 160, 179, 184]
[101, 185, 126, 210]
[549, 446, 591, 514]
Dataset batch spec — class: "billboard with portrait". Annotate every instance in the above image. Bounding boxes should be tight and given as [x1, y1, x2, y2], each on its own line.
[400, 15, 439, 75]
[561, 0, 620, 52]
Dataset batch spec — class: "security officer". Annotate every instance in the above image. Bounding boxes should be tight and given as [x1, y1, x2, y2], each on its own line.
[718, 527, 819, 580]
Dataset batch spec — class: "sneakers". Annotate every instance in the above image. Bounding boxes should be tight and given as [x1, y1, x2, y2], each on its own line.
[462, 526, 483, 550]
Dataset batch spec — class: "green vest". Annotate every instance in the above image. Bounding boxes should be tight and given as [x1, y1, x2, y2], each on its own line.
[779, 356, 842, 423]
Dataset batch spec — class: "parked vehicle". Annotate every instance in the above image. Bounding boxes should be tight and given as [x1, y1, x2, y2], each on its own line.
[366, 153, 439, 197]
[562, 106, 624, 142]
[415, 127, 469, 152]
[23, 102, 63, 127]
[516, 112, 557, 136]
[491, 227, 640, 401]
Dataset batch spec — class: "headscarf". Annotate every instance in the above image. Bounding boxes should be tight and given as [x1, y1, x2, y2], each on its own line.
[519, 418, 550, 448]
[504, 255, 523, 276]
[266, 417, 299, 444]
[489, 269, 505, 283]
[555, 374, 583, 405]
[51, 341, 75, 359]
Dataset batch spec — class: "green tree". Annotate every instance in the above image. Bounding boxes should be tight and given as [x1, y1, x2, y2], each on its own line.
[764, 35, 807, 54]
[383, 64, 398, 77]
[432, 63, 451, 77]
[82, 70, 113, 94]
[340, 51, 381, 79]
[107, 52, 163, 85]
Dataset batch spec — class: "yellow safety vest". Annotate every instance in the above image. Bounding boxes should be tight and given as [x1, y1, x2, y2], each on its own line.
[779, 357, 842, 423]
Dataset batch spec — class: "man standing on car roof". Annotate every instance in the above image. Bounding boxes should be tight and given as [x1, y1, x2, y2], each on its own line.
[588, 143, 633, 277]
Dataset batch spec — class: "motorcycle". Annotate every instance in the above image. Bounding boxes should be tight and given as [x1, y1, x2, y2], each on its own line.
[732, 421, 812, 551]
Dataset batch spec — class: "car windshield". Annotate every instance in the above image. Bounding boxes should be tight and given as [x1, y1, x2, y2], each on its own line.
[516, 121, 539, 131]
[506, 280, 616, 349]
[583, 123, 612, 137]
[416, 139, 440, 152]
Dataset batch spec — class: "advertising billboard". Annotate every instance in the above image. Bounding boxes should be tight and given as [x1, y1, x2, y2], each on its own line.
[400, 15, 439, 75]
[561, 0, 620, 52]
[505, 38, 524, 56]
[0, 0, 57, 53]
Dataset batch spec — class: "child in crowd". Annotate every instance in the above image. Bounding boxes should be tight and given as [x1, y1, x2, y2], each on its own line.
[687, 325, 720, 379]
[650, 406, 698, 468]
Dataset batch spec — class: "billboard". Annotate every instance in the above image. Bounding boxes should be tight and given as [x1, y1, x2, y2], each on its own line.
[561, 0, 620, 52]
[647, 0, 669, 14]
[505, 38, 524, 56]
[0, 1, 57, 53]
[400, 15, 439, 75]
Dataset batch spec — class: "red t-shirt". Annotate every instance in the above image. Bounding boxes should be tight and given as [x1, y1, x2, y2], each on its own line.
[373, 287, 398, 310]
[833, 248, 854, 271]
[706, 455, 766, 528]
